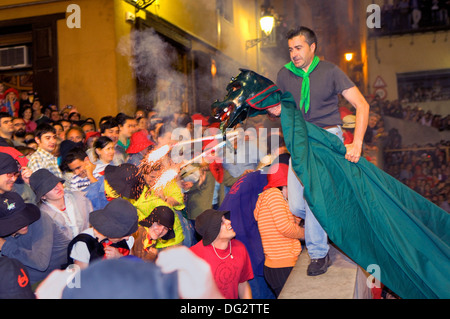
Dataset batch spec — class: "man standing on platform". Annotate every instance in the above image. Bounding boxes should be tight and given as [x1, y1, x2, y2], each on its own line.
[268, 26, 370, 276]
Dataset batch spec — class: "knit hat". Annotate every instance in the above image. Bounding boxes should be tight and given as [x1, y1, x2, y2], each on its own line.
[0, 152, 20, 175]
[195, 209, 230, 246]
[126, 130, 154, 154]
[62, 258, 178, 299]
[29, 168, 65, 200]
[139, 206, 175, 240]
[0, 192, 41, 237]
[89, 198, 138, 238]
[0, 257, 35, 299]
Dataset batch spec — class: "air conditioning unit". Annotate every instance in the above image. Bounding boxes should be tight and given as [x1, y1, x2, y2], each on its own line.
[0, 45, 31, 70]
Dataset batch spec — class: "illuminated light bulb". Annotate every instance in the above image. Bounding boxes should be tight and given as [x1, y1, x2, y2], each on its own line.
[260, 15, 275, 36]
[345, 53, 354, 62]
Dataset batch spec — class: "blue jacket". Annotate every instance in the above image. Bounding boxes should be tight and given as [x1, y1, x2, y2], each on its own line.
[85, 175, 108, 211]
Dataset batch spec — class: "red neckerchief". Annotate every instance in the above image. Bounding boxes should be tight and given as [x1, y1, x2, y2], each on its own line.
[209, 161, 224, 183]
[105, 192, 115, 201]
[100, 239, 130, 258]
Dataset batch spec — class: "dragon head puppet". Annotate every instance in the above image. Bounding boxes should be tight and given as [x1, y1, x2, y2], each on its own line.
[211, 68, 280, 132]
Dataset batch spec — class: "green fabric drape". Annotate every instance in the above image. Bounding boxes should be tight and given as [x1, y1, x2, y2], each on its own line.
[248, 86, 450, 299]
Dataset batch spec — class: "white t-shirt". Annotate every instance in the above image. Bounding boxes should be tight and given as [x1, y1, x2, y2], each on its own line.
[70, 228, 135, 264]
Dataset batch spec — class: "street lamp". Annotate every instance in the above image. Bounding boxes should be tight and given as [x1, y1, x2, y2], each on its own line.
[260, 14, 275, 36]
[345, 53, 354, 62]
[246, 8, 276, 50]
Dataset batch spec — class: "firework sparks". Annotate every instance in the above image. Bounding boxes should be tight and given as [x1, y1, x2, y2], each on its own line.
[173, 130, 240, 148]
[152, 168, 179, 191]
[139, 130, 239, 191]
[180, 134, 238, 168]
[144, 144, 171, 165]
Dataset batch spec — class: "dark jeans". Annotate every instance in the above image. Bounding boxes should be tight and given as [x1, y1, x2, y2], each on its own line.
[263, 265, 293, 298]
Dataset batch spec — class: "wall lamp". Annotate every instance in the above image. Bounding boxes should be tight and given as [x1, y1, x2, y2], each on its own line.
[345, 52, 354, 62]
[246, 7, 276, 50]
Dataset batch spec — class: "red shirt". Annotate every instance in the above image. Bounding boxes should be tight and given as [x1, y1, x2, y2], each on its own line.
[190, 239, 254, 299]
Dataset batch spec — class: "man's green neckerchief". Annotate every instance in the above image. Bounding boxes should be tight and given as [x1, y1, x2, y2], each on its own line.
[284, 55, 320, 113]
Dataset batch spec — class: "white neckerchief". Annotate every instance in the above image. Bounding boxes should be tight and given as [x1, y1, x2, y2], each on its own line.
[45, 196, 78, 236]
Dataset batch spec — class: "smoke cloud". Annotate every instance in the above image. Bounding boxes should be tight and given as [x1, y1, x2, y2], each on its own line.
[118, 28, 185, 117]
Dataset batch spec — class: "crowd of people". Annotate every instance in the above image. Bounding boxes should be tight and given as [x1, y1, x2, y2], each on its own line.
[351, 95, 450, 213]
[0, 82, 303, 299]
[383, 141, 449, 212]
[379, 0, 450, 34]
[366, 96, 450, 131]
[0, 75, 448, 299]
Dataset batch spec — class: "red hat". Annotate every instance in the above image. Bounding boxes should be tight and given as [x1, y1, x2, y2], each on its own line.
[0, 146, 28, 167]
[4, 88, 19, 97]
[263, 163, 289, 191]
[85, 131, 101, 142]
[126, 130, 154, 154]
[191, 113, 209, 126]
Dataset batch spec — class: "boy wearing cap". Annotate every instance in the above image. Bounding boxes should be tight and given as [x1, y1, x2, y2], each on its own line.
[0, 152, 21, 194]
[67, 198, 138, 270]
[132, 205, 178, 262]
[133, 161, 186, 246]
[0, 151, 36, 204]
[29, 168, 92, 239]
[0, 192, 70, 285]
[190, 209, 253, 299]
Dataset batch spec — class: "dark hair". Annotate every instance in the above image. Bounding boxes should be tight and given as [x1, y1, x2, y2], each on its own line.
[177, 113, 192, 128]
[286, 26, 317, 51]
[52, 122, 63, 130]
[156, 123, 170, 139]
[21, 106, 33, 116]
[93, 136, 114, 161]
[35, 123, 56, 139]
[0, 112, 12, 121]
[115, 112, 133, 126]
[100, 118, 119, 133]
[68, 112, 81, 122]
[60, 147, 88, 172]
[94, 136, 113, 150]
[81, 118, 97, 131]
[99, 116, 113, 125]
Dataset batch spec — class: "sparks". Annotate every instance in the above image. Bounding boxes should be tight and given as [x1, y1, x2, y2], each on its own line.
[173, 130, 240, 148]
[145, 144, 170, 165]
[152, 169, 178, 190]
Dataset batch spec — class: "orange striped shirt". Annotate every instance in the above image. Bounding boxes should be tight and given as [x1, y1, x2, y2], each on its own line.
[254, 188, 304, 268]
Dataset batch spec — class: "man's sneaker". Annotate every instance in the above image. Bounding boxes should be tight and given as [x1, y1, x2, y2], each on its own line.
[307, 253, 332, 276]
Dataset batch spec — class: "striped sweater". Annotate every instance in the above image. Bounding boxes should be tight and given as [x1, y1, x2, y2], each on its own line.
[254, 187, 304, 268]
